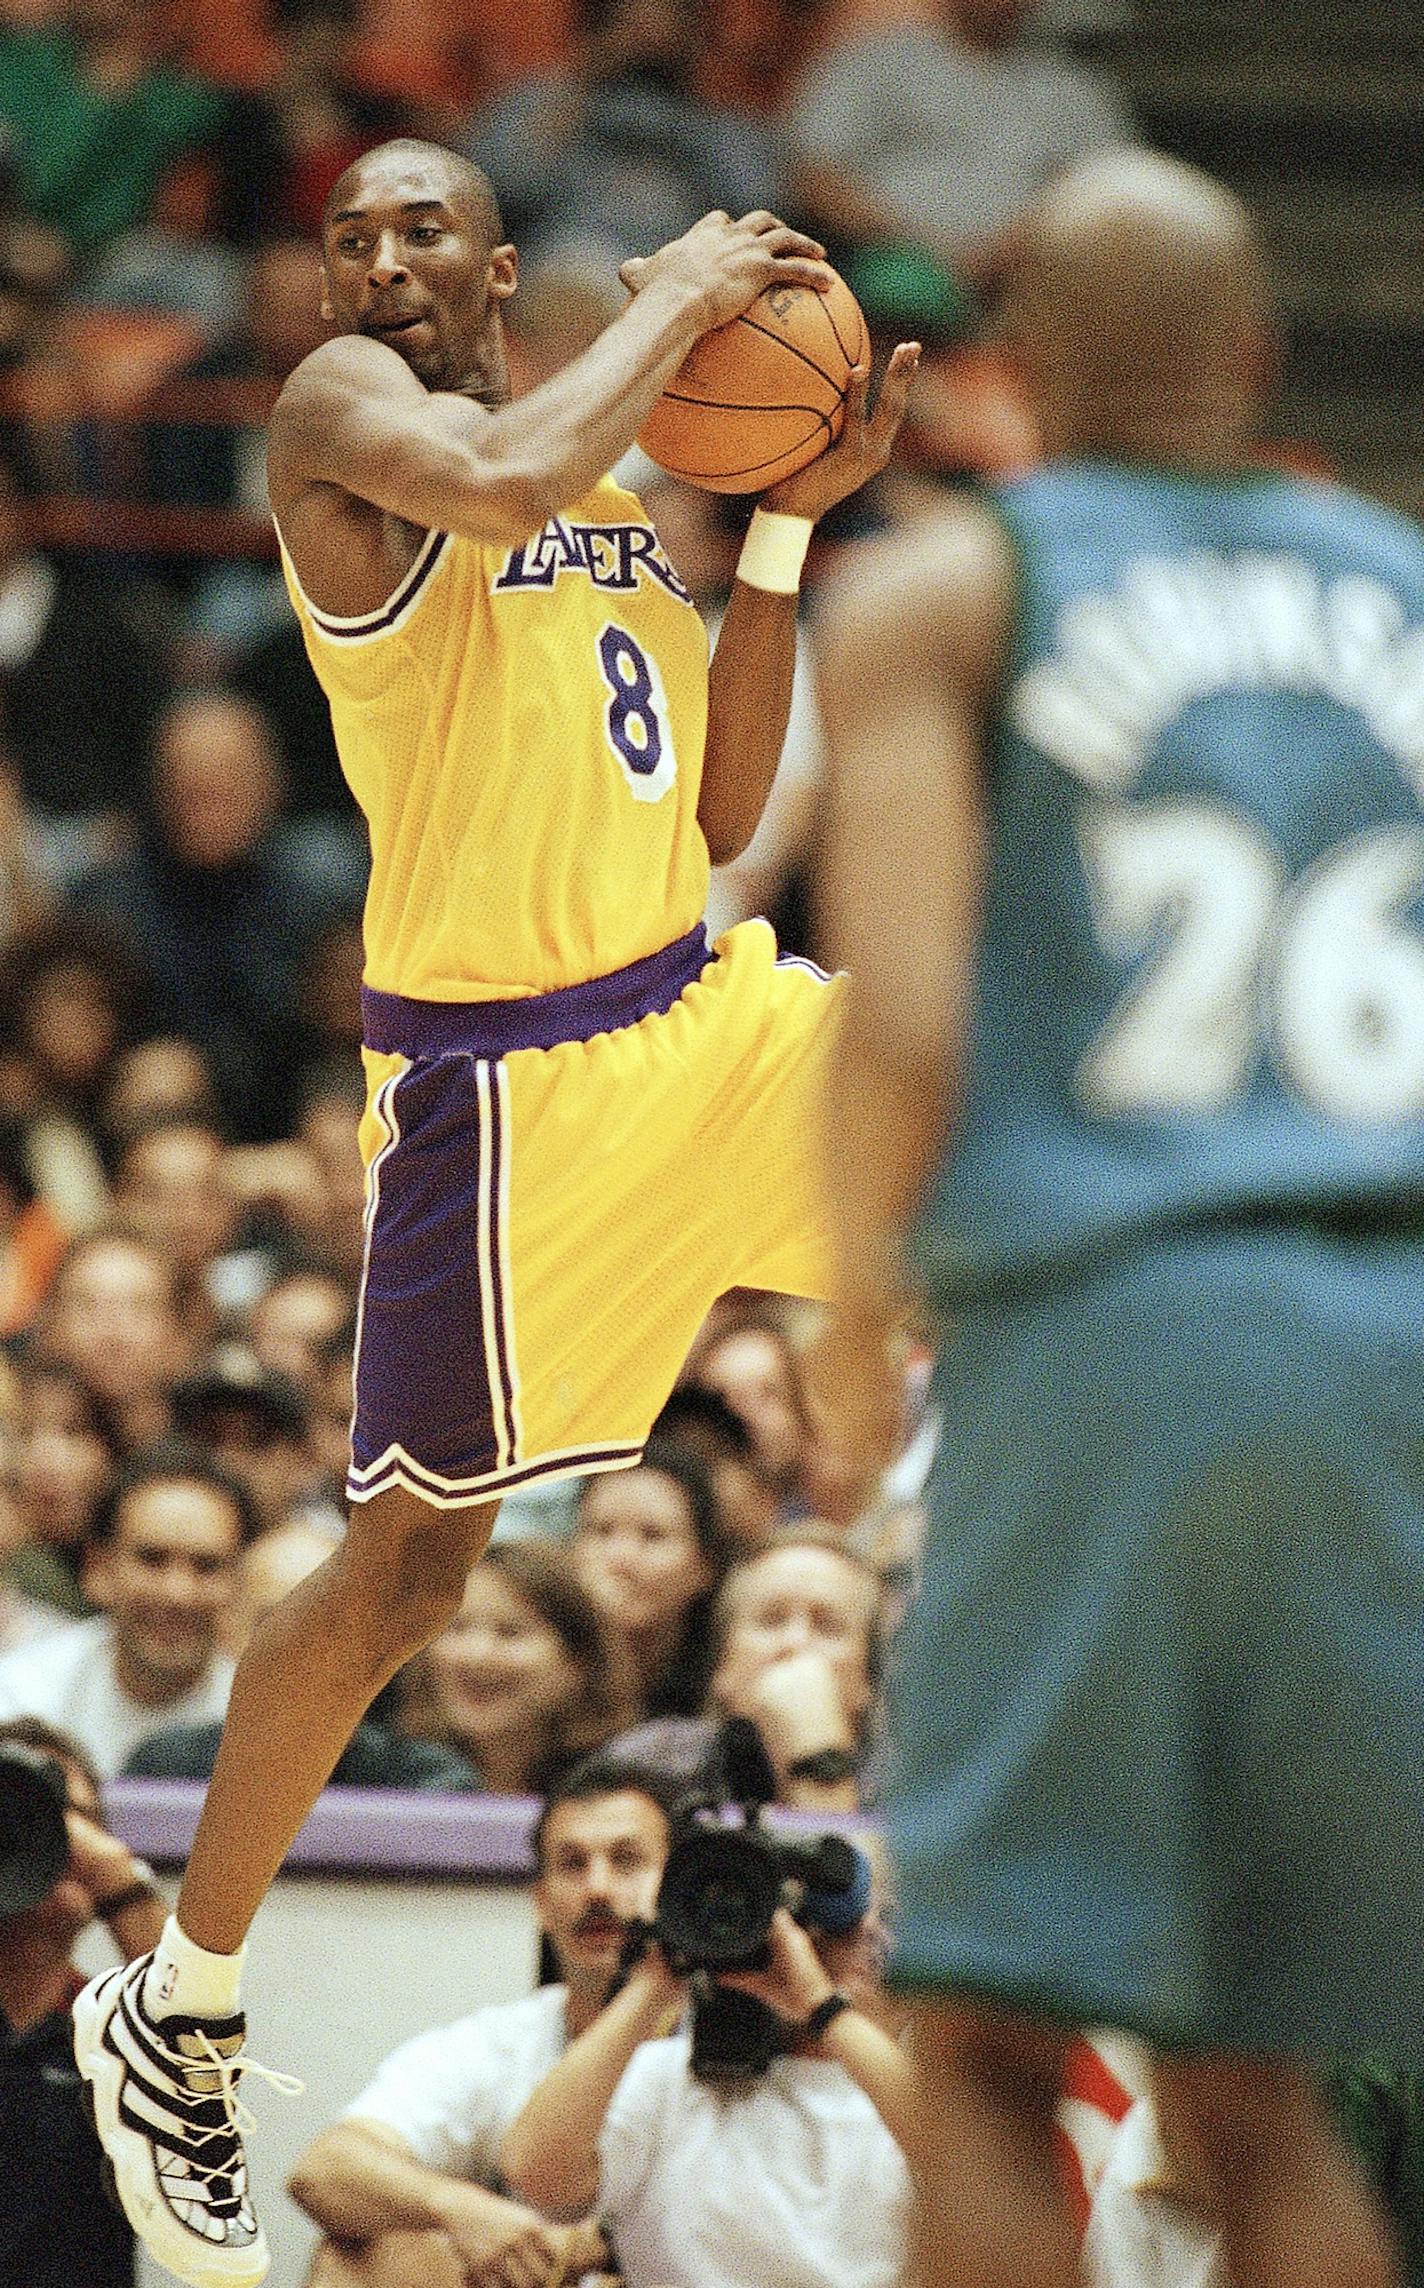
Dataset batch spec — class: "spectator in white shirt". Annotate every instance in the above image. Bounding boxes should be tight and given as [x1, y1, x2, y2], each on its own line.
[289, 1753, 677, 2288]
[0, 1439, 256, 1776]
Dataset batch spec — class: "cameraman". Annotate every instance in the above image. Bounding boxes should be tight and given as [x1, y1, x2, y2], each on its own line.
[289, 1753, 677, 2288]
[0, 1713, 168, 2288]
[501, 1886, 914, 2288]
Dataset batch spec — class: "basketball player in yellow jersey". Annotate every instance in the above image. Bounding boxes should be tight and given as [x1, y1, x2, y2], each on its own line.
[72, 136, 919, 2288]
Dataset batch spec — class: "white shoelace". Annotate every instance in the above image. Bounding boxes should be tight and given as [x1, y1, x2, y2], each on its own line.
[188, 2030, 305, 2142]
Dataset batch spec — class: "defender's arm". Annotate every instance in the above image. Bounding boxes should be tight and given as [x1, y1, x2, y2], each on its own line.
[813, 505, 1011, 1320]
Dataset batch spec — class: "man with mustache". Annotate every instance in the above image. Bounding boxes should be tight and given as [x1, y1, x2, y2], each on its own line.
[288, 1756, 674, 2288]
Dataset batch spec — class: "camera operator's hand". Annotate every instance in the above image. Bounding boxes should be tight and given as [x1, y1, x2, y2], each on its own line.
[437, 2184, 570, 2288]
[621, 1935, 687, 2020]
[502, 1940, 687, 2223]
[718, 1907, 840, 2034]
[62, 1808, 167, 1951]
[65, 1810, 143, 1912]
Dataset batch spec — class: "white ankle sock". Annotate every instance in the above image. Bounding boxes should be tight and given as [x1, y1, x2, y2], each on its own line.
[142, 1915, 247, 2022]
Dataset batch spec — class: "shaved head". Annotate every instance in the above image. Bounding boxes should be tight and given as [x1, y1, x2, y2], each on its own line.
[324, 140, 504, 250]
[1003, 151, 1275, 460]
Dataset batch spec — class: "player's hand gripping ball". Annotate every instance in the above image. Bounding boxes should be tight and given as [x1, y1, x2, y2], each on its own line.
[638, 268, 869, 494]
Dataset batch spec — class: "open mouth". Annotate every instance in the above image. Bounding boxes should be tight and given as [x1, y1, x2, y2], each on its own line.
[366, 313, 427, 340]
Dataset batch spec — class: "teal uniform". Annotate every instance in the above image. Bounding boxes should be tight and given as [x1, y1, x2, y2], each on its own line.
[889, 463, 1424, 2055]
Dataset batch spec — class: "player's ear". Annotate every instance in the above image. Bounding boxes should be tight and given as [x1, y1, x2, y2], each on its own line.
[487, 244, 518, 303]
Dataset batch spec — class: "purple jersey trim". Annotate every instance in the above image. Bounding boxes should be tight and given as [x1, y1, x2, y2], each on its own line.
[303, 527, 450, 637]
[361, 923, 713, 1059]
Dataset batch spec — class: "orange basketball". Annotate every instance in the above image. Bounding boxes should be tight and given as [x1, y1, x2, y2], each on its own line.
[637, 268, 868, 495]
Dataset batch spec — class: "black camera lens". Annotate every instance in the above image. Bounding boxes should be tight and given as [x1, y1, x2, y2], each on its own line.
[0, 1742, 70, 1915]
[654, 1824, 784, 1971]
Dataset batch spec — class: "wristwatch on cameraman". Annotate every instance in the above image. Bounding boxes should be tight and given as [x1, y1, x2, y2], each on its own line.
[783, 1746, 858, 1786]
[802, 1990, 853, 2041]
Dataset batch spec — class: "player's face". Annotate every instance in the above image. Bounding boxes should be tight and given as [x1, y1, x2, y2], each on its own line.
[534, 1791, 669, 1984]
[321, 156, 513, 392]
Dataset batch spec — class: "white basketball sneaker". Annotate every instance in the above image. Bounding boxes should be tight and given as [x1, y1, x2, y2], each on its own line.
[72, 1953, 299, 2288]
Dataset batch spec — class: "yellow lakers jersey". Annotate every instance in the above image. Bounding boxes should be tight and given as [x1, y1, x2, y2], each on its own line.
[279, 472, 711, 1000]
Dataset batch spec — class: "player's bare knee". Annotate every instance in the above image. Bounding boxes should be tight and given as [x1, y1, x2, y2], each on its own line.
[338, 1490, 499, 1661]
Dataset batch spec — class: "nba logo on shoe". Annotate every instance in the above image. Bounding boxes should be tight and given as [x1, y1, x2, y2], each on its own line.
[158, 1963, 178, 2002]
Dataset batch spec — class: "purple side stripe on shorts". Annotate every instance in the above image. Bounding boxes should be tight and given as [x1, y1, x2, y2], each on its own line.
[349, 1056, 500, 1485]
[360, 923, 713, 1059]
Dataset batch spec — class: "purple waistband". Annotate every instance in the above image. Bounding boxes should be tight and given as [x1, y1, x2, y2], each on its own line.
[361, 923, 713, 1059]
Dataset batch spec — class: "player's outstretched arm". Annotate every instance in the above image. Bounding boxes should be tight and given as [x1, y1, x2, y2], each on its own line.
[270, 212, 834, 550]
[699, 342, 919, 865]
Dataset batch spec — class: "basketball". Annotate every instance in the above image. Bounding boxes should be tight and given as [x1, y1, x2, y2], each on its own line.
[637, 268, 869, 495]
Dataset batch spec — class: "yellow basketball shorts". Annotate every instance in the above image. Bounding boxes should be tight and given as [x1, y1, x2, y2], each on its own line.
[349, 919, 841, 1508]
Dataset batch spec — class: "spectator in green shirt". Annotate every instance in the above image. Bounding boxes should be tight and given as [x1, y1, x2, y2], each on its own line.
[0, 0, 223, 266]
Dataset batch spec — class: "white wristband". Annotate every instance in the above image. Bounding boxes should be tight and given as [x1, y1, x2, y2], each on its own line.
[736, 508, 813, 595]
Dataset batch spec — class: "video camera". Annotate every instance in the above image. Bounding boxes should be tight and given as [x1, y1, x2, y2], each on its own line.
[647, 1719, 871, 2082]
[0, 1740, 70, 1917]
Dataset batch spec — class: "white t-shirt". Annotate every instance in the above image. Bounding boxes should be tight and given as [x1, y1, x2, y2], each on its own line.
[0, 1614, 234, 1779]
[1083, 2099, 1227, 2288]
[342, 1984, 569, 2181]
[598, 2031, 909, 2288]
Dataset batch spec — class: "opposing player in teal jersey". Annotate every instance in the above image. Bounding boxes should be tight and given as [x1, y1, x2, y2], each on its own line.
[815, 151, 1424, 2288]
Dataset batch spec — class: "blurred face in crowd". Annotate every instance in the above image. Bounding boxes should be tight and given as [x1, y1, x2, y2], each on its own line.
[102, 1038, 218, 1147]
[44, 1237, 184, 1409]
[308, 1344, 354, 1491]
[249, 1271, 350, 1394]
[86, 1476, 244, 1702]
[589, 0, 702, 91]
[114, 1123, 235, 1284]
[23, 957, 123, 1099]
[696, 1327, 808, 1494]
[14, 1367, 115, 1551]
[711, 1544, 878, 1730]
[225, 1517, 332, 1657]
[535, 1789, 669, 1989]
[295, 1090, 367, 1277]
[424, 1565, 581, 1771]
[186, 1397, 313, 1537]
[152, 695, 282, 870]
[573, 1464, 714, 1646]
